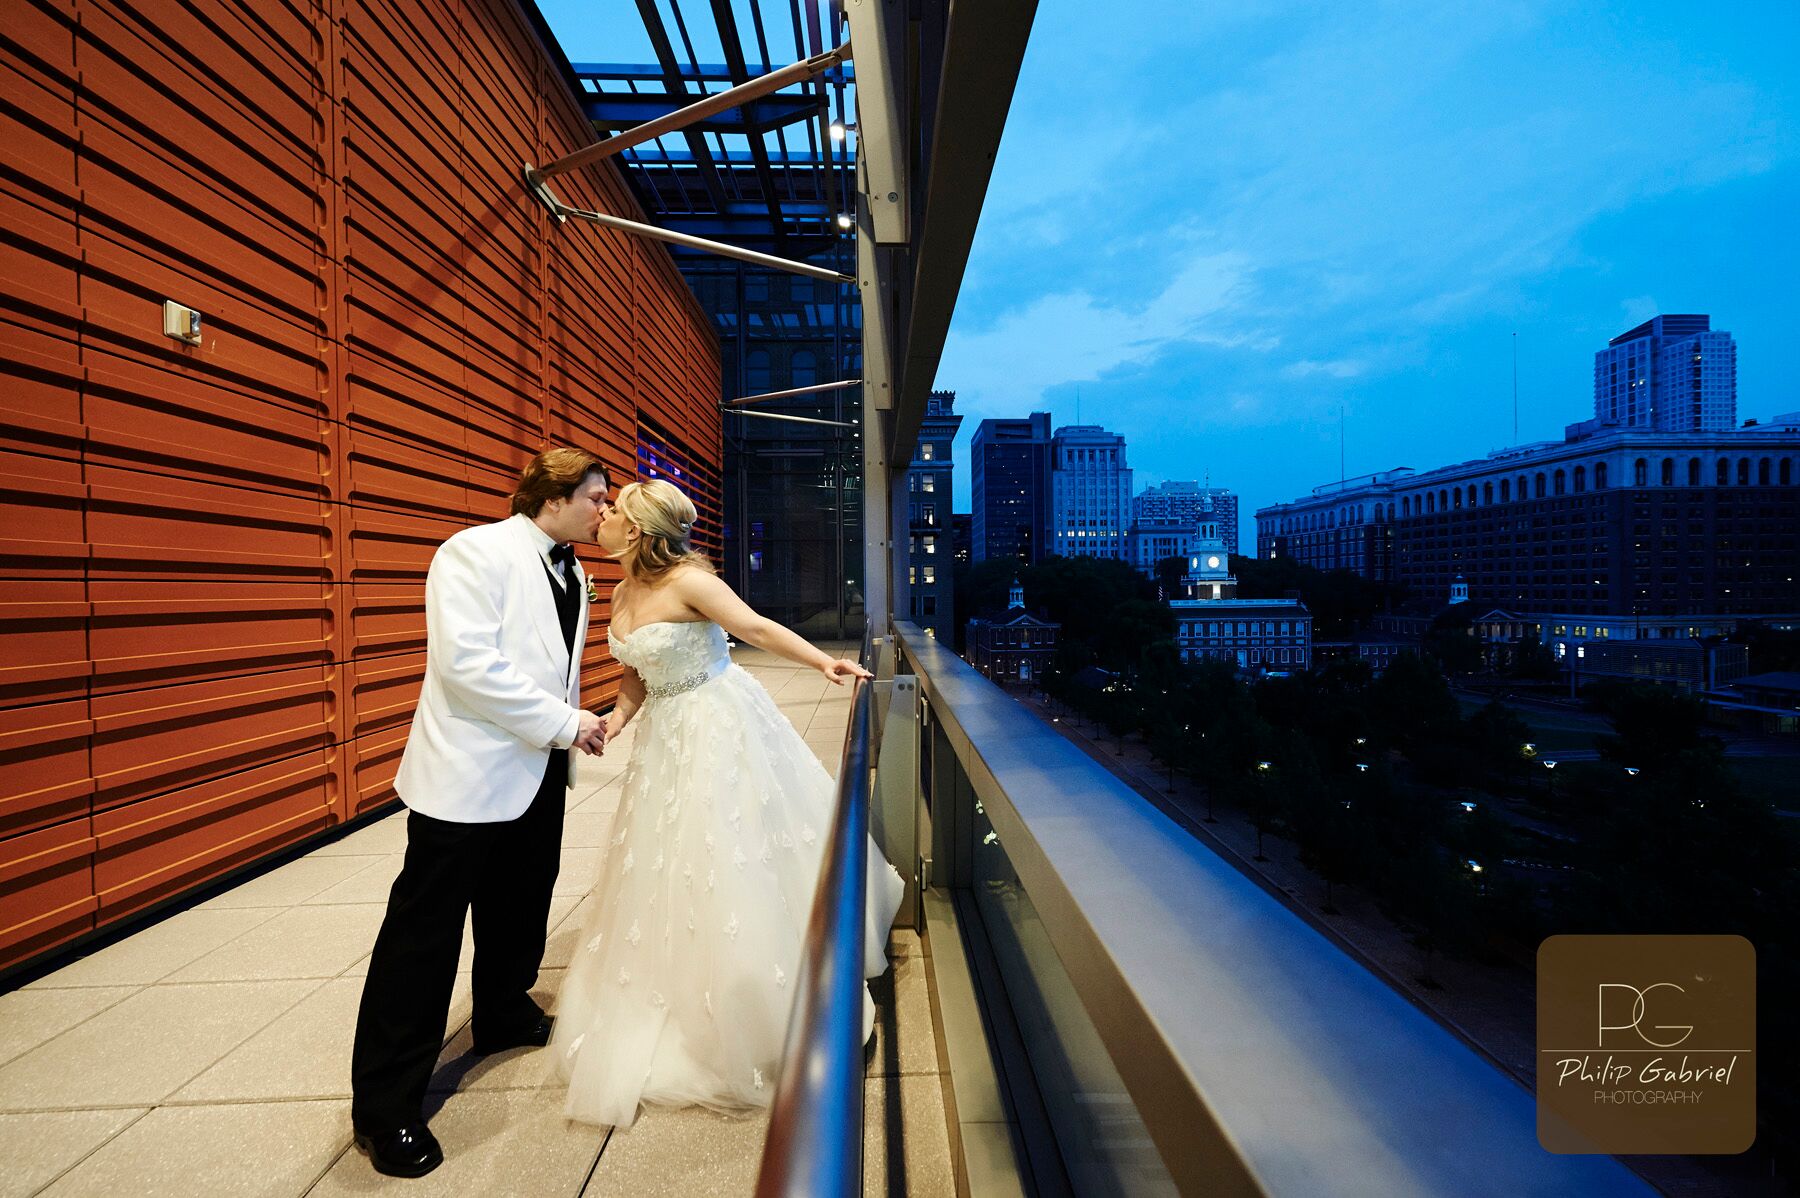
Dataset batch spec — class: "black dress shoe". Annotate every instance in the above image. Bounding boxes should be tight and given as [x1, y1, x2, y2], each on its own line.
[354, 1124, 443, 1178]
[471, 1014, 554, 1056]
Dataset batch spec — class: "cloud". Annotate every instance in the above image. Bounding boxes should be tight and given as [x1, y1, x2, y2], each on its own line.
[938, 250, 1260, 411]
[1281, 358, 1366, 380]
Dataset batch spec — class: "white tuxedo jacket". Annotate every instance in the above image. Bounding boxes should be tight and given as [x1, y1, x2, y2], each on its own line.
[394, 514, 590, 823]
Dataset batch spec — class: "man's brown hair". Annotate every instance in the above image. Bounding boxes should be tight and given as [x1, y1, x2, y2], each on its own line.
[509, 448, 608, 517]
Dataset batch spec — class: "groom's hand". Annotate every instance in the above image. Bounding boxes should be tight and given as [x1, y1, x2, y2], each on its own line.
[574, 710, 606, 755]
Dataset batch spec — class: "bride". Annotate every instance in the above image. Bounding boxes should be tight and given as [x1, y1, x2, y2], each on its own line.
[551, 479, 905, 1128]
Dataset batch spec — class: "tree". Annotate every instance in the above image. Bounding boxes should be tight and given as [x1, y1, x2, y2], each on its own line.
[1590, 683, 1717, 771]
[1153, 554, 1187, 600]
[1423, 605, 1483, 676]
[1463, 699, 1533, 783]
[1508, 632, 1559, 681]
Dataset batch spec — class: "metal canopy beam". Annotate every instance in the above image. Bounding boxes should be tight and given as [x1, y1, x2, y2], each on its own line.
[630, 0, 731, 209]
[842, 0, 908, 245]
[580, 92, 821, 135]
[571, 59, 853, 84]
[711, 0, 796, 255]
[893, 0, 1039, 456]
[525, 168, 853, 283]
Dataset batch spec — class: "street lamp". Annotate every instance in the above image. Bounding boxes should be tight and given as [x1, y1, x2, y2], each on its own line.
[1624, 766, 1640, 777]
[1460, 800, 1478, 813]
[1252, 762, 1273, 861]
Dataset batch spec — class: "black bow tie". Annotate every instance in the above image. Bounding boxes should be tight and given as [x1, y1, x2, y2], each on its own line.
[549, 544, 576, 571]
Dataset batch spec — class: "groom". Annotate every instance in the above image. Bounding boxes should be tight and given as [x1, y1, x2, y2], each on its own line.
[350, 447, 611, 1177]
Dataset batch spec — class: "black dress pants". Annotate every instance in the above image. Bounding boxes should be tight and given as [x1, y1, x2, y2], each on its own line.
[350, 751, 567, 1133]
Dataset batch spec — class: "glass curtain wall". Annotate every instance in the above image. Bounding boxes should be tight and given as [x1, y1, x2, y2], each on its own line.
[683, 252, 864, 639]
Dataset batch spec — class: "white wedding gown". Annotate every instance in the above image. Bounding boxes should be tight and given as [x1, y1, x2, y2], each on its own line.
[551, 620, 905, 1128]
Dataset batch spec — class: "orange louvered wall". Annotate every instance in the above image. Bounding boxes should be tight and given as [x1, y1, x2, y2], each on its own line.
[0, 0, 721, 972]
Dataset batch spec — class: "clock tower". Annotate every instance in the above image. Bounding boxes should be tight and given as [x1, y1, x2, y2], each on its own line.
[1179, 520, 1237, 601]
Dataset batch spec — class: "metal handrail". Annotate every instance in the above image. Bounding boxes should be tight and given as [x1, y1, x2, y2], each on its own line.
[754, 625, 878, 1198]
[889, 620, 1654, 1196]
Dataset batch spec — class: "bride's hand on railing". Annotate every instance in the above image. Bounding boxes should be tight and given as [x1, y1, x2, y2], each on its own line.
[820, 658, 872, 685]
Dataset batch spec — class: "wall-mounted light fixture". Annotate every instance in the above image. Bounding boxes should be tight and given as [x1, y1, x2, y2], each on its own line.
[162, 301, 202, 345]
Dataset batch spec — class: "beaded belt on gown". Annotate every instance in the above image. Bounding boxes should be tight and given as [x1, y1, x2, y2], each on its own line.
[642, 663, 727, 699]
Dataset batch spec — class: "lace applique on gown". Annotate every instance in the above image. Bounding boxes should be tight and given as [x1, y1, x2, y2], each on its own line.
[551, 620, 905, 1128]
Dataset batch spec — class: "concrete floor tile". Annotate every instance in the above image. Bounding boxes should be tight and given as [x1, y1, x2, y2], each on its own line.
[41, 1099, 349, 1198]
[170, 971, 479, 1110]
[24, 907, 280, 989]
[166, 903, 389, 983]
[571, 786, 624, 816]
[171, 976, 362, 1102]
[543, 896, 599, 969]
[301, 855, 405, 906]
[197, 854, 386, 910]
[868, 954, 939, 1078]
[863, 1073, 954, 1198]
[561, 811, 617, 848]
[308, 812, 410, 856]
[582, 1105, 769, 1197]
[427, 970, 567, 1094]
[554, 847, 603, 896]
[888, 929, 923, 958]
[311, 1089, 605, 1198]
[0, 1108, 146, 1198]
[0, 980, 321, 1111]
[0, 986, 138, 1068]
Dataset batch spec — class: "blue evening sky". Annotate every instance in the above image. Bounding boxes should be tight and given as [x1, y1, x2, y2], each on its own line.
[538, 2, 1800, 547]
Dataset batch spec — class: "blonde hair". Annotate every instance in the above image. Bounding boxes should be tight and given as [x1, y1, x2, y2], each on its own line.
[616, 479, 714, 584]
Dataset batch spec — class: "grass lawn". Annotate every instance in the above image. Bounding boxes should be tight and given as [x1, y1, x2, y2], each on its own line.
[1728, 755, 1800, 812]
[1456, 696, 1600, 753]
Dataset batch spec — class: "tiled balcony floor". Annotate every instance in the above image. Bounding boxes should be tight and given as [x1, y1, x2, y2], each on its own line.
[0, 645, 948, 1197]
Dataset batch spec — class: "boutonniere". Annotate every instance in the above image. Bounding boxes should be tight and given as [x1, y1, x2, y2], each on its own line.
[585, 578, 600, 605]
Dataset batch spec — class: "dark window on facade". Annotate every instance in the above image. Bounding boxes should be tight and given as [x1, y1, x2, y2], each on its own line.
[746, 349, 771, 391]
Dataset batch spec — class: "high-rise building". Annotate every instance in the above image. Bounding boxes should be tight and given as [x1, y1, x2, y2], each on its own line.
[971, 413, 1052, 564]
[1132, 482, 1239, 555]
[1128, 481, 1240, 573]
[1050, 425, 1132, 560]
[905, 391, 962, 637]
[1591, 314, 1736, 433]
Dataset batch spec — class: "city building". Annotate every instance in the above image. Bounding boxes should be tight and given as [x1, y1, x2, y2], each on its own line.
[971, 413, 1053, 564]
[1130, 483, 1238, 575]
[1706, 672, 1800, 735]
[966, 578, 1061, 684]
[906, 391, 963, 637]
[1591, 314, 1736, 433]
[1168, 526, 1312, 673]
[1558, 637, 1748, 693]
[1132, 481, 1239, 556]
[1255, 413, 1800, 622]
[1050, 424, 1132, 560]
[950, 513, 972, 566]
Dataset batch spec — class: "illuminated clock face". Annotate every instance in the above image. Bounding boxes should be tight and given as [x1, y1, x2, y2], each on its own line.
[1207, 555, 1221, 569]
